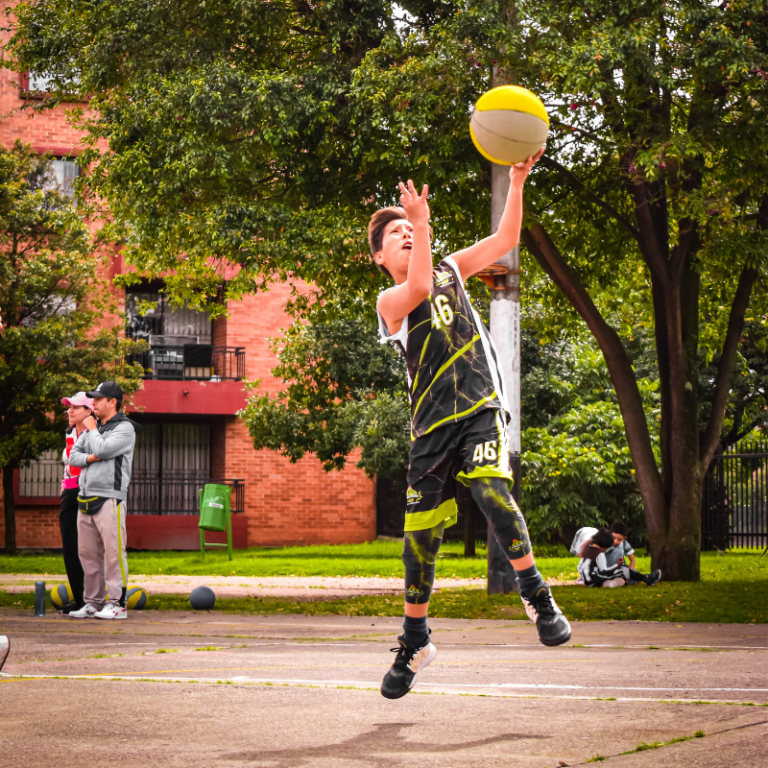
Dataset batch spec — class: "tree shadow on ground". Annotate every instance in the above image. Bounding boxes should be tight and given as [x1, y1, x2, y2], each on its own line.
[225, 722, 542, 767]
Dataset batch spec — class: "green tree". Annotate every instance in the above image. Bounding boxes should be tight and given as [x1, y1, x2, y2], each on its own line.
[241, 304, 410, 479]
[0, 143, 143, 553]
[10, 1, 768, 578]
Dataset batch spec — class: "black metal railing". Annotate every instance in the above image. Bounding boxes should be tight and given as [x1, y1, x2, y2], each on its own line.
[128, 475, 245, 516]
[127, 345, 245, 381]
[702, 442, 767, 550]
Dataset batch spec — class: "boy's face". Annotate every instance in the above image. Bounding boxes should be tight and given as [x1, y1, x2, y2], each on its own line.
[375, 219, 413, 280]
[612, 533, 625, 547]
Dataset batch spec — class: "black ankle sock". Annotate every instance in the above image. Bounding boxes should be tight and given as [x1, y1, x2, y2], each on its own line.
[514, 564, 547, 597]
[402, 615, 429, 647]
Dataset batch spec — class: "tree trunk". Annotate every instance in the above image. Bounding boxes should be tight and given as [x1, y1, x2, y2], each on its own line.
[3, 464, 17, 555]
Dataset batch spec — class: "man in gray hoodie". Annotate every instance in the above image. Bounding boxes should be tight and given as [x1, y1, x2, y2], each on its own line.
[68, 382, 140, 620]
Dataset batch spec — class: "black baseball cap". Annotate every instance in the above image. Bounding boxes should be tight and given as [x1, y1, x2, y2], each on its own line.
[86, 381, 124, 401]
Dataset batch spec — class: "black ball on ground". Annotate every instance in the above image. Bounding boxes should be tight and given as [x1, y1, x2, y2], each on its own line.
[189, 586, 216, 611]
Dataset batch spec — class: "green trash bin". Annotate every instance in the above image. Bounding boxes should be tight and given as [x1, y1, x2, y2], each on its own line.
[199, 484, 233, 560]
[199, 484, 230, 531]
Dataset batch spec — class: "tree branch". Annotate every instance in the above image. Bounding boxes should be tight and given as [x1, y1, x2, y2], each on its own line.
[538, 155, 641, 241]
[699, 264, 759, 468]
[522, 223, 666, 531]
[628, 182, 671, 287]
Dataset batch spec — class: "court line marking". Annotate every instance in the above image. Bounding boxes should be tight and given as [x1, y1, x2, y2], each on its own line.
[3, 671, 767, 695]
[2, 671, 768, 709]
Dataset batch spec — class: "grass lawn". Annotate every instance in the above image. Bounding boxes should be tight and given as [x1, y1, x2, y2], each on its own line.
[1, 547, 766, 623]
[1, 579, 765, 623]
[0, 540, 580, 580]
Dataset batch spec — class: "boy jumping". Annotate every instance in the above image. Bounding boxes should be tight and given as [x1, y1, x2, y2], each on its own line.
[371, 152, 571, 700]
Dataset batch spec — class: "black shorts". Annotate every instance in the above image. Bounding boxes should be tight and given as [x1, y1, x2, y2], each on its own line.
[405, 408, 513, 532]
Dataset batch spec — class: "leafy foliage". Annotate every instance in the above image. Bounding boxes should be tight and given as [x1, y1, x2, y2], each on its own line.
[9, 2, 768, 576]
[240, 306, 409, 478]
[0, 142, 144, 551]
[521, 343, 658, 544]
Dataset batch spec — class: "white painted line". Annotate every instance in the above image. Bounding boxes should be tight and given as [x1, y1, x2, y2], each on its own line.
[3, 671, 768, 695]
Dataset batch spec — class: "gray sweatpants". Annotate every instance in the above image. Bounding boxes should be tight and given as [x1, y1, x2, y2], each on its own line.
[78, 499, 128, 608]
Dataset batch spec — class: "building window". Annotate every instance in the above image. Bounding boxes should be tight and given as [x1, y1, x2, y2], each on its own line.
[18, 450, 60, 498]
[126, 290, 245, 381]
[129, 423, 211, 515]
[27, 71, 56, 93]
[41, 157, 80, 198]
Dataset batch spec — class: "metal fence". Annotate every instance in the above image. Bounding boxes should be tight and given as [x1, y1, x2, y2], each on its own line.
[128, 475, 245, 516]
[702, 442, 767, 550]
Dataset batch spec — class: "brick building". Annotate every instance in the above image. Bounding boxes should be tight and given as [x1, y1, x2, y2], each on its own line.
[0, 65, 377, 551]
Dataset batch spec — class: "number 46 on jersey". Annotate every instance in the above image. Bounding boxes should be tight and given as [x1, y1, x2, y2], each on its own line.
[431, 295, 454, 329]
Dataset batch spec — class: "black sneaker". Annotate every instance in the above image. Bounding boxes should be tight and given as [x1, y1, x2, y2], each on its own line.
[380, 634, 436, 700]
[522, 585, 572, 647]
[647, 569, 662, 586]
[60, 601, 82, 615]
[0, 635, 9, 672]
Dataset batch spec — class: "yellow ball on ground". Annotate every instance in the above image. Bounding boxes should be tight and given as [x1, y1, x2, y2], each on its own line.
[50, 583, 74, 609]
[469, 85, 549, 165]
[126, 586, 148, 610]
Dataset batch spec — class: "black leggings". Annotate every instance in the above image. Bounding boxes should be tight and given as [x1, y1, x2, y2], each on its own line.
[59, 488, 85, 607]
[403, 477, 533, 604]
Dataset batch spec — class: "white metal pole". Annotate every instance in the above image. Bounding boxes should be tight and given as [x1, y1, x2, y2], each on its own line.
[487, 161, 521, 595]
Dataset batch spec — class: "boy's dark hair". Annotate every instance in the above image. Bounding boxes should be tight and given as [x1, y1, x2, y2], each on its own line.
[368, 206, 406, 279]
[592, 528, 614, 549]
[609, 521, 627, 537]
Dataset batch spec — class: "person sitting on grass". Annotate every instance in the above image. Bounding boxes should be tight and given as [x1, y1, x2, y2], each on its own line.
[605, 521, 638, 581]
[578, 528, 661, 588]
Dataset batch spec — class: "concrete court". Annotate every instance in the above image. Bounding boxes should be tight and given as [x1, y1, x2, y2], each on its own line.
[1, 610, 767, 768]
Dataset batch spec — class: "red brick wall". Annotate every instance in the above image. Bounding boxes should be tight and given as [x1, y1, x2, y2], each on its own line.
[220, 418, 375, 547]
[0, 504, 62, 549]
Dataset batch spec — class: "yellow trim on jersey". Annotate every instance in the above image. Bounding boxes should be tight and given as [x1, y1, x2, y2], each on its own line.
[457, 466, 514, 488]
[404, 498, 458, 532]
[411, 330, 433, 393]
[414, 392, 498, 439]
[412, 334, 481, 422]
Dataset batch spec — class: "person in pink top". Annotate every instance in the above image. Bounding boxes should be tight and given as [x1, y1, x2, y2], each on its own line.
[59, 392, 94, 612]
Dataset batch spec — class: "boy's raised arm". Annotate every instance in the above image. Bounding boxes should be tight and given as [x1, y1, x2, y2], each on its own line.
[451, 148, 543, 281]
[377, 180, 432, 334]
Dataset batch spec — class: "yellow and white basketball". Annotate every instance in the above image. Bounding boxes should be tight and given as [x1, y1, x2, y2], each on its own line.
[469, 85, 549, 165]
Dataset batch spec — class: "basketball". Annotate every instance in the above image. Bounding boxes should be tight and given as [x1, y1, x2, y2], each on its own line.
[50, 583, 74, 609]
[469, 85, 549, 165]
[126, 586, 148, 610]
[189, 585, 216, 611]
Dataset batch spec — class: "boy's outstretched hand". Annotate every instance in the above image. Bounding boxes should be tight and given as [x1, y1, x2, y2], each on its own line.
[398, 179, 430, 225]
[510, 146, 544, 187]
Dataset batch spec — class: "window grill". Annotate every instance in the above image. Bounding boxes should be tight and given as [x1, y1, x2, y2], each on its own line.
[18, 450, 60, 498]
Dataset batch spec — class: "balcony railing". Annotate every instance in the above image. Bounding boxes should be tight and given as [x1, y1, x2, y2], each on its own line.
[128, 345, 245, 381]
[128, 475, 245, 516]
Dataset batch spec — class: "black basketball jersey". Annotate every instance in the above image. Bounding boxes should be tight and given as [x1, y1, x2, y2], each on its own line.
[378, 257, 508, 439]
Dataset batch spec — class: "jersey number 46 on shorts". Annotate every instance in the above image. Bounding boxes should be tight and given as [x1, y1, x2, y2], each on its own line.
[472, 440, 498, 463]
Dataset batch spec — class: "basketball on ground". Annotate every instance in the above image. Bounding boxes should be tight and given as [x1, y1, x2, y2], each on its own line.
[126, 586, 148, 610]
[189, 586, 216, 611]
[50, 583, 74, 609]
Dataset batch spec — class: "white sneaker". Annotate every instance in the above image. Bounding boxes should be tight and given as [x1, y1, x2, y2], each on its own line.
[0, 635, 9, 672]
[602, 577, 626, 588]
[94, 603, 127, 620]
[69, 604, 99, 618]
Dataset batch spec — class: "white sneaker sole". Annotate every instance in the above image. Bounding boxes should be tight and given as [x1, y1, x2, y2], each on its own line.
[407, 642, 437, 690]
[95, 613, 127, 620]
[0, 635, 9, 672]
